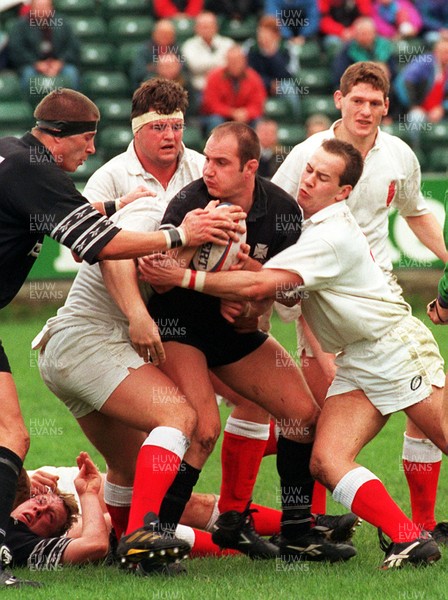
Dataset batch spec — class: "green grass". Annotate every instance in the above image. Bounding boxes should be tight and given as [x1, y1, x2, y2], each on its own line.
[1, 300, 447, 599]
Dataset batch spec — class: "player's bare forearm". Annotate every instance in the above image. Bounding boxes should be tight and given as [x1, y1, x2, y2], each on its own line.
[63, 492, 109, 563]
[202, 268, 303, 305]
[100, 259, 145, 321]
[64, 453, 109, 563]
[406, 214, 448, 263]
[140, 254, 300, 301]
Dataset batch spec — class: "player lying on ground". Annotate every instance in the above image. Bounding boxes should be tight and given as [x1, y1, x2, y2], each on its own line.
[141, 138, 447, 570]
[18, 465, 357, 563]
[5, 453, 108, 572]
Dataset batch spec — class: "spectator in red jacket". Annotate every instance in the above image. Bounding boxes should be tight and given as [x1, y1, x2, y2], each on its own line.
[201, 45, 267, 134]
[153, 0, 203, 19]
[319, 0, 373, 48]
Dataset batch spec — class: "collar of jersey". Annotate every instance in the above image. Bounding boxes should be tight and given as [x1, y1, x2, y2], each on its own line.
[125, 141, 186, 178]
[303, 201, 348, 227]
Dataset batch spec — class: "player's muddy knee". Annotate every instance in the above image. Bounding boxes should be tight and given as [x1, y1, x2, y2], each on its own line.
[196, 423, 221, 457]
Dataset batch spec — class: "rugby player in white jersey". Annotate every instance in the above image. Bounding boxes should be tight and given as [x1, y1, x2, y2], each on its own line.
[142, 138, 446, 569]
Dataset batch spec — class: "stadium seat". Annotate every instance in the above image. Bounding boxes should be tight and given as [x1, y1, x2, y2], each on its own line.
[97, 125, 133, 160]
[183, 124, 205, 153]
[117, 42, 143, 72]
[96, 98, 131, 125]
[67, 17, 108, 41]
[428, 147, 448, 173]
[421, 122, 448, 152]
[172, 16, 195, 43]
[80, 42, 117, 70]
[264, 97, 291, 123]
[0, 71, 21, 101]
[301, 95, 339, 120]
[69, 153, 106, 183]
[54, 0, 97, 16]
[102, 0, 151, 18]
[296, 40, 323, 67]
[277, 124, 306, 146]
[221, 17, 257, 41]
[108, 16, 154, 43]
[0, 101, 34, 128]
[300, 67, 333, 94]
[81, 71, 130, 99]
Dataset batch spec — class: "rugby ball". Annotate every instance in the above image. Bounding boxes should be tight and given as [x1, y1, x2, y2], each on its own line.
[191, 202, 247, 272]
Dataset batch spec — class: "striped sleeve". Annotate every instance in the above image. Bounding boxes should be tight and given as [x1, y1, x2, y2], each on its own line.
[50, 204, 120, 264]
[27, 537, 72, 571]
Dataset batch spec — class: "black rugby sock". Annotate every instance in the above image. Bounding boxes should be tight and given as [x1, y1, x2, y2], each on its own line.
[277, 436, 315, 540]
[0, 447, 22, 546]
[158, 461, 201, 533]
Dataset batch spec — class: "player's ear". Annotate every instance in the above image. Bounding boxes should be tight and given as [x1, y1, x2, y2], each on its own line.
[383, 96, 390, 116]
[245, 159, 259, 175]
[334, 90, 343, 109]
[336, 184, 352, 201]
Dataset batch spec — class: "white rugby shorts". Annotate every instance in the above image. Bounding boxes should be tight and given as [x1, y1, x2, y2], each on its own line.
[327, 316, 445, 415]
[38, 322, 145, 418]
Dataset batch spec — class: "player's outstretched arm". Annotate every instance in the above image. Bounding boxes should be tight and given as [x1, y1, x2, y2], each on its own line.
[97, 207, 244, 260]
[139, 254, 302, 303]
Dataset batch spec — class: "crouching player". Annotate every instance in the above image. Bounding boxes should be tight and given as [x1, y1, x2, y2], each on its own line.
[141, 138, 446, 569]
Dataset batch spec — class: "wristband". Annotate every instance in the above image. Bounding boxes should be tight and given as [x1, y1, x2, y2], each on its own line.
[181, 269, 192, 288]
[168, 228, 183, 248]
[104, 200, 116, 218]
[162, 230, 172, 249]
[177, 226, 187, 246]
[180, 269, 206, 292]
[115, 198, 121, 212]
[161, 228, 184, 250]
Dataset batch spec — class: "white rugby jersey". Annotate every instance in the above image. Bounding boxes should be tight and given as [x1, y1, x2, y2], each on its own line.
[83, 141, 205, 210]
[264, 202, 411, 354]
[272, 121, 429, 277]
[33, 199, 161, 346]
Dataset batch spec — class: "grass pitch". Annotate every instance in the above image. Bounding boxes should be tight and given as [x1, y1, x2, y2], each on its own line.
[0, 300, 447, 599]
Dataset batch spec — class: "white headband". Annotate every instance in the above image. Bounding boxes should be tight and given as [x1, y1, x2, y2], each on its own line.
[132, 110, 184, 135]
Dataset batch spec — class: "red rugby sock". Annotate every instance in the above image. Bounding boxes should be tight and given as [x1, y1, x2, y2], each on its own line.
[219, 430, 267, 513]
[263, 419, 279, 456]
[190, 529, 239, 557]
[311, 481, 327, 514]
[352, 479, 420, 543]
[403, 459, 441, 531]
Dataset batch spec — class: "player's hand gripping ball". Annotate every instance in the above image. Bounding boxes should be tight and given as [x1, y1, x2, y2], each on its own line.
[191, 202, 247, 271]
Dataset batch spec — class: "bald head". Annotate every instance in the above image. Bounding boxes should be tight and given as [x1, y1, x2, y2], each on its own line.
[226, 46, 247, 78]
